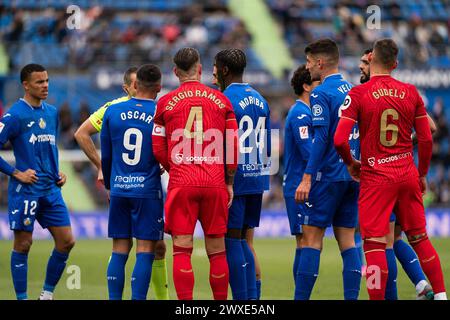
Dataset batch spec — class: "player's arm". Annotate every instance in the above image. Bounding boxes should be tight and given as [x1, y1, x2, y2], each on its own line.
[100, 112, 112, 191]
[0, 114, 37, 183]
[412, 113, 437, 144]
[74, 107, 104, 171]
[225, 100, 239, 207]
[414, 91, 433, 193]
[295, 91, 329, 203]
[152, 102, 170, 172]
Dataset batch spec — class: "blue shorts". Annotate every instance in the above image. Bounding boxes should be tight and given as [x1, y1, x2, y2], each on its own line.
[228, 193, 263, 229]
[8, 190, 70, 232]
[301, 180, 359, 229]
[109, 194, 164, 240]
[284, 197, 304, 235]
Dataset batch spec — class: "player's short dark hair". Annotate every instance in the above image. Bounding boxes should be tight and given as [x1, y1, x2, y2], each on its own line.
[123, 66, 138, 86]
[291, 65, 313, 96]
[20, 63, 46, 83]
[173, 47, 200, 72]
[373, 39, 398, 68]
[136, 64, 161, 88]
[304, 38, 339, 65]
[364, 48, 373, 55]
[215, 49, 247, 75]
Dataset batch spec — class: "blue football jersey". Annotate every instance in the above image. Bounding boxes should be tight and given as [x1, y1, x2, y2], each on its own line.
[101, 97, 162, 198]
[307, 74, 360, 182]
[283, 100, 312, 197]
[0, 99, 61, 196]
[223, 83, 271, 196]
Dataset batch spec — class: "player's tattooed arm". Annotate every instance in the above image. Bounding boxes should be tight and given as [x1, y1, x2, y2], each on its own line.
[12, 169, 38, 184]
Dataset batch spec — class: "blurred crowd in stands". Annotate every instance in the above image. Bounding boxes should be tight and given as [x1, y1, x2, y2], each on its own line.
[0, 1, 450, 209]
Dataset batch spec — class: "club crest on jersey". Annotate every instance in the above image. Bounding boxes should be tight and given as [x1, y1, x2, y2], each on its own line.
[312, 104, 323, 117]
[39, 118, 46, 129]
[23, 218, 31, 226]
[368, 157, 375, 167]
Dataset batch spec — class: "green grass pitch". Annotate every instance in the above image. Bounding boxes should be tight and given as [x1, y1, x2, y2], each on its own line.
[1, 237, 449, 300]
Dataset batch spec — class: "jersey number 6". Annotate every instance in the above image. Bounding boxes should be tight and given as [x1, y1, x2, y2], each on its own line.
[380, 108, 399, 147]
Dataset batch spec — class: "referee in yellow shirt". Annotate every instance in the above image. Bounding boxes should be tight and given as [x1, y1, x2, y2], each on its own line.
[75, 67, 170, 300]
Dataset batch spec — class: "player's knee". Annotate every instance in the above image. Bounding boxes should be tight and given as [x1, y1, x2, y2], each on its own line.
[15, 238, 33, 253]
[59, 238, 75, 253]
[154, 240, 166, 259]
[226, 229, 241, 239]
[406, 229, 428, 246]
[300, 234, 322, 250]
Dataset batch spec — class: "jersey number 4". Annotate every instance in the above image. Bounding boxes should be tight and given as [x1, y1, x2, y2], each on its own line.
[380, 108, 399, 147]
[184, 106, 203, 144]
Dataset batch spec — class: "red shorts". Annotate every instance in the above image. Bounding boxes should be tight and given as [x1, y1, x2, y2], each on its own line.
[359, 177, 426, 239]
[164, 186, 228, 236]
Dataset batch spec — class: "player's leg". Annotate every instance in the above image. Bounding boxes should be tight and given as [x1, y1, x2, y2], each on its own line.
[295, 180, 333, 300]
[107, 196, 133, 300]
[359, 183, 395, 300]
[131, 196, 164, 300]
[37, 191, 74, 300]
[165, 187, 198, 300]
[385, 221, 398, 300]
[131, 239, 157, 300]
[393, 224, 433, 299]
[333, 181, 361, 300]
[172, 234, 195, 300]
[242, 194, 264, 300]
[396, 179, 446, 300]
[200, 187, 229, 300]
[225, 195, 247, 300]
[284, 197, 303, 284]
[11, 231, 33, 300]
[354, 224, 365, 274]
[42, 226, 75, 300]
[205, 235, 229, 300]
[150, 239, 170, 300]
[243, 227, 259, 300]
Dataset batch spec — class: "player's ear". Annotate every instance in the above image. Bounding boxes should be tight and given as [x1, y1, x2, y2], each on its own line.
[392, 60, 398, 70]
[198, 63, 202, 77]
[173, 67, 179, 78]
[223, 66, 229, 77]
[303, 83, 310, 93]
[368, 52, 373, 63]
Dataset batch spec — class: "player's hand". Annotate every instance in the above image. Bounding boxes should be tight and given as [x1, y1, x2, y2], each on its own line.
[160, 165, 165, 175]
[347, 159, 361, 182]
[57, 172, 67, 187]
[226, 184, 234, 208]
[97, 169, 104, 185]
[12, 169, 38, 184]
[295, 174, 311, 203]
[419, 176, 427, 195]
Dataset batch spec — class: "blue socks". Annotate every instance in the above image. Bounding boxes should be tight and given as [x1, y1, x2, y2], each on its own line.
[107, 252, 128, 300]
[295, 247, 320, 300]
[354, 232, 365, 265]
[256, 279, 261, 300]
[394, 239, 426, 286]
[241, 240, 257, 300]
[131, 252, 155, 300]
[385, 248, 398, 300]
[341, 247, 362, 300]
[11, 251, 28, 300]
[293, 248, 301, 281]
[43, 249, 69, 293]
[225, 238, 247, 300]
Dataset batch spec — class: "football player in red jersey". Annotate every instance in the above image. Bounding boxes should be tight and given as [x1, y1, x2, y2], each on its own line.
[152, 47, 238, 300]
[334, 39, 446, 300]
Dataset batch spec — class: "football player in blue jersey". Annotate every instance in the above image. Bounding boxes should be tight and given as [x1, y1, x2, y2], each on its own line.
[101, 64, 164, 300]
[0, 64, 75, 300]
[282, 65, 319, 297]
[214, 49, 271, 300]
[294, 39, 362, 300]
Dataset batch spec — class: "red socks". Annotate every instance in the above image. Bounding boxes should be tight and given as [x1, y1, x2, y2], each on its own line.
[208, 251, 229, 300]
[363, 240, 388, 300]
[410, 235, 446, 295]
[173, 245, 194, 300]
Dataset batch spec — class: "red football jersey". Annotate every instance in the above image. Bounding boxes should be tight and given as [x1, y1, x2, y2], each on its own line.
[341, 75, 428, 186]
[153, 81, 238, 190]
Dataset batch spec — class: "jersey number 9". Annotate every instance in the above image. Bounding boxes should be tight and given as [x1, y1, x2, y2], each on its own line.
[122, 128, 143, 165]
